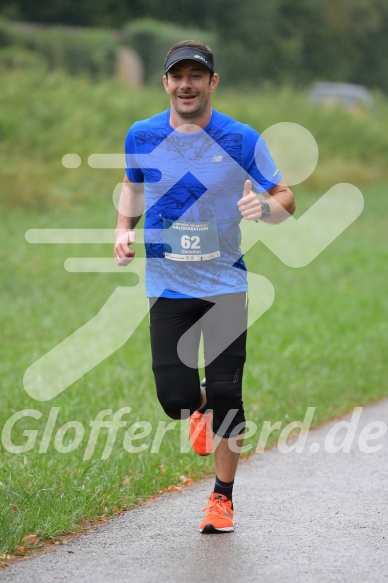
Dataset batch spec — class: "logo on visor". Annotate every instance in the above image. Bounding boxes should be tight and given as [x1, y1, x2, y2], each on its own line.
[194, 54, 208, 64]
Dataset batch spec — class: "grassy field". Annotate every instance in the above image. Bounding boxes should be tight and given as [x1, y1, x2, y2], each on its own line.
[0, 67, 387, 556]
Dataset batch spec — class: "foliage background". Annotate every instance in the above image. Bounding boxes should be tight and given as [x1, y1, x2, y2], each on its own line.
[1, 0, 388, 90]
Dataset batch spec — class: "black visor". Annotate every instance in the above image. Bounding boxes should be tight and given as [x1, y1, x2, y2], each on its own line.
[164, 47, 214, 73]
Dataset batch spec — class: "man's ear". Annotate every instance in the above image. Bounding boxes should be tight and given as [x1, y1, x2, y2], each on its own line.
[209, 73, 219, 94]
[162, 74, 170, 94]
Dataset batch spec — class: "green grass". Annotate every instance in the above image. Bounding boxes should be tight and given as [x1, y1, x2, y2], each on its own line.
[2, 66, 388, 210]
[0, 66, 387, 556]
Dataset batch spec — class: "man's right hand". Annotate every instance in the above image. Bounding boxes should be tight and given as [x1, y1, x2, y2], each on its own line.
[114, 229, 136, 266]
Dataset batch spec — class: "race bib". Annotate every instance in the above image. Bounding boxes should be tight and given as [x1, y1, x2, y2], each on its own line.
[163, 218, 220, 261]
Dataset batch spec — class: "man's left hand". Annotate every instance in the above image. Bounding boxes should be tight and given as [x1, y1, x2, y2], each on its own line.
[237, 180, 263, 221]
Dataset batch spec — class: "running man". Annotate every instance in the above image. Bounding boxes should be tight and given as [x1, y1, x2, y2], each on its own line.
[114, 40, 295, 533]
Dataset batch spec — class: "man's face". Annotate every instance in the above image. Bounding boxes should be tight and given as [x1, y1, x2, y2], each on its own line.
[163, 60, 219, 121]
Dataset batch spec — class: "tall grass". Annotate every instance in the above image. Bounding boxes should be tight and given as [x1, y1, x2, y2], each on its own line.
[1, 67, 388, 210]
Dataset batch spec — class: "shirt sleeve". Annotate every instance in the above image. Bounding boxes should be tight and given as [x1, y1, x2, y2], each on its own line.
[242, 125, 282, 193]
[124, 126, 144, 183]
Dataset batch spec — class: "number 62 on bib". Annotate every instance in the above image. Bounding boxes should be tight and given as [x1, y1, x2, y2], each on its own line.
[163, 218, 220, 262]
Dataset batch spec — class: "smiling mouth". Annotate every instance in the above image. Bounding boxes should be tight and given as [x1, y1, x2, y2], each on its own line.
[178, 94, 196, 101]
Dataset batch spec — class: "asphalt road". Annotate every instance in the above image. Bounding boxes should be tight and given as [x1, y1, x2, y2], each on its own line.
[2, 400, 388, 583]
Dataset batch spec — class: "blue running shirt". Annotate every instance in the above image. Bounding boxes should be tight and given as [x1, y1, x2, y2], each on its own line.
[125, 109, 281, 298]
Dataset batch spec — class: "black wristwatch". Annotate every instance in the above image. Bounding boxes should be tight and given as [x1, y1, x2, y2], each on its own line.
[259, 201, 271, 220]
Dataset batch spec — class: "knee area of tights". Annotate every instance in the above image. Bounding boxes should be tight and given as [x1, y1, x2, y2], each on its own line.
[159, 398, 192, 420]
[207, 379, 242, 402]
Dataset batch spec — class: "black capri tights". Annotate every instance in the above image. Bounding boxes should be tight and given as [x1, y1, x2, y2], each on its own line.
[149, 292, 247, 438]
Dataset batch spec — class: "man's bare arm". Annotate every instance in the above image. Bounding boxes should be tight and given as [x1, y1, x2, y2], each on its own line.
[264, 179, 296, 223]
[114, 175, 144, 265]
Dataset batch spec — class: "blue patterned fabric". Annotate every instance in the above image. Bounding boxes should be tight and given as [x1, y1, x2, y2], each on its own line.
[125, 109, 281, 298]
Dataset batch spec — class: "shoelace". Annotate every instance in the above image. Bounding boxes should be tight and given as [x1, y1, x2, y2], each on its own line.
[202, 497, 229, 516]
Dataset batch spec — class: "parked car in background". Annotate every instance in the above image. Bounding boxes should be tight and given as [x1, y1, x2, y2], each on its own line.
[308, 82, 374, 112]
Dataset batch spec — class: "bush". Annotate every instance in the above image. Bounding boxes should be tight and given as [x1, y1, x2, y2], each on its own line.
[122, 18, 216, 84]
[1, 22, 118, 78]
[0, 18, 12, 48]
[0, 45, 46, 71]
[121, 19, 271, 88]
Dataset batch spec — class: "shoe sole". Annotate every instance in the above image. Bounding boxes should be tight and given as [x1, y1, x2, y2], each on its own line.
[200, 524, 234, 534]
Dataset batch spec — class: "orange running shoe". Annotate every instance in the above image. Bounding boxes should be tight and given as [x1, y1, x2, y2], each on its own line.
[200, 493, 234, 533]
[189, 410, 213, 456]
